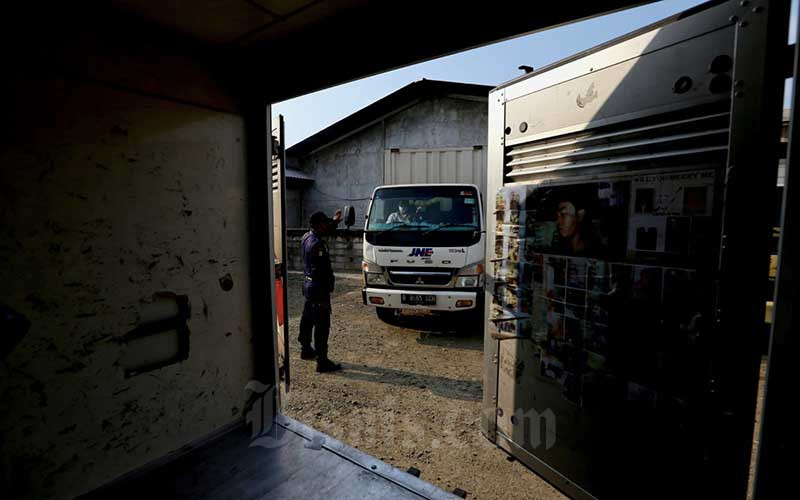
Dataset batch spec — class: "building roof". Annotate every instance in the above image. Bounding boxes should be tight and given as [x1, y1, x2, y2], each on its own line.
[286, 79, 492, 158]
[285, 168, 314, 182]
[285, 168, 315, 188]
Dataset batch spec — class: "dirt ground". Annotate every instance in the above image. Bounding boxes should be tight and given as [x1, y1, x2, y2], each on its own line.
[281, 273, 564, 500]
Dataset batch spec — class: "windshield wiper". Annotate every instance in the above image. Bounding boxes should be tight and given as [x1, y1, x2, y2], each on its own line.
[422, 223, 478, 236]
[374, 223, 427, 236]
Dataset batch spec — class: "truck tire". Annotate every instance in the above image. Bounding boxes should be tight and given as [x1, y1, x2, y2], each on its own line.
[376, 307, 397, 323]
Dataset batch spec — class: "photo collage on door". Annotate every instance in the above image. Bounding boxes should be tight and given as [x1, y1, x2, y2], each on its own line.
[491, 169, 717, 408]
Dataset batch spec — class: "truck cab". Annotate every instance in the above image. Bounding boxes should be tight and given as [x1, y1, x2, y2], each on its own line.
[361, 183, 485, 322]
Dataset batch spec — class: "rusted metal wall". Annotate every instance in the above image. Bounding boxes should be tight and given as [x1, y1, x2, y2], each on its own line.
[0, 75, 254, 499]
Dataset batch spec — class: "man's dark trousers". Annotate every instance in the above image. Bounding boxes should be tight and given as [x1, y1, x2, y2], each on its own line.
[299, 227, 335, 361]
[298, 297, 330, 359]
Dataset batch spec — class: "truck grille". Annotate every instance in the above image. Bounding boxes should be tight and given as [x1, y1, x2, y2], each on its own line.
[388, 268, 454, 286]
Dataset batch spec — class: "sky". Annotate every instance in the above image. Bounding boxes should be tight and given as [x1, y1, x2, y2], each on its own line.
[274, 0, 798, 147]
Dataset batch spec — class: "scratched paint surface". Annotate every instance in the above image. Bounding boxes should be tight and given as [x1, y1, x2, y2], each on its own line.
[0, 77, 254, 499]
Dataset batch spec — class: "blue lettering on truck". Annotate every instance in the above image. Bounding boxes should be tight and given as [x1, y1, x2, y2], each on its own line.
[408, 248, 434, 257]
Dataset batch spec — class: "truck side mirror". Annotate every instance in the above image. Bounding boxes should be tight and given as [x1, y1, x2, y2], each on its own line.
[343, 205, 356, 228]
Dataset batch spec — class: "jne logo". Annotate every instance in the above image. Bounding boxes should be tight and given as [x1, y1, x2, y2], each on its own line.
[408, 247, 433, 257]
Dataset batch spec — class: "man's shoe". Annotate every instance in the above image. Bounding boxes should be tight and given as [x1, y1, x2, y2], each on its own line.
[300, 347, 317, 360]
[316, 358, 342, 373]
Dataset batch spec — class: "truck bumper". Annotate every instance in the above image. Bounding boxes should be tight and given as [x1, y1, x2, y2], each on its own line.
[362, 287, 478, 311]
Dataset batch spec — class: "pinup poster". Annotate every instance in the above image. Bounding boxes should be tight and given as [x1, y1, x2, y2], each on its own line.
[492, 186, 530, 339]
[524, 181, 629, 259]
[492, 170, 717, 409]
[627, 170, 715, 256]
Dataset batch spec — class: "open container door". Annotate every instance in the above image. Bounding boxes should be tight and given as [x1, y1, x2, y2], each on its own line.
[272, 115, 290, 393]
[481, 1, 789, 498]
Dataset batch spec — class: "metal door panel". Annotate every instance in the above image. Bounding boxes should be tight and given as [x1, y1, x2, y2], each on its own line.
[271, 115, 290, 393]
[500, 0, 740, 102]
[482, 1, 789, 498]
[504, 27, 734, 147]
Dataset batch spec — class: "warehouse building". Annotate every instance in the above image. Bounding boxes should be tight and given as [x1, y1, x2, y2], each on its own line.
[287, 79, 491, 224]
[285, 79, 491, 271]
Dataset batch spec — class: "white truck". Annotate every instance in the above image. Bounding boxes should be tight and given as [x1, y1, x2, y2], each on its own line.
[361, 183, 485, 322]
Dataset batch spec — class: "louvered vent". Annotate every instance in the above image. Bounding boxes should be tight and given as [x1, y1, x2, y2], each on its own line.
[272, 157, 280, 191]
[505, 107, 730, 182]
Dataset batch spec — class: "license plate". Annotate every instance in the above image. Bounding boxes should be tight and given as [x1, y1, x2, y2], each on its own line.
[401, 294, 436, 306]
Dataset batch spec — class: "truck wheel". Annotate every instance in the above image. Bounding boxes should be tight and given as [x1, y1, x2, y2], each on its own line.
[376, 307, 397, 323]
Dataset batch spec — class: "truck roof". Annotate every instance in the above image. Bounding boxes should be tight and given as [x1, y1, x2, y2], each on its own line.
[373, 183, 480, 189]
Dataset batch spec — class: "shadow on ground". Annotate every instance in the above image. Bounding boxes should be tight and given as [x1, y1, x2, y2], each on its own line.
[414, 330, 483, 351]
[390, 311, 482, 333]
[329, 362, 482, 402]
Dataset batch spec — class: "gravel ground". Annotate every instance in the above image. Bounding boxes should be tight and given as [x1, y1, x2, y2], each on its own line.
[281, 273, 564, 500]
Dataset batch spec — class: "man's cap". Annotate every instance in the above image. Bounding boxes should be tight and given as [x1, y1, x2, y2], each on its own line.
[309, 211, 332, 226]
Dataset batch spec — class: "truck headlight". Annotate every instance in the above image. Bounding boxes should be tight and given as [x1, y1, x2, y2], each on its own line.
[362, 260, 385, 285]
[455, 262, 484, 288]
[365, 273, 386, 285]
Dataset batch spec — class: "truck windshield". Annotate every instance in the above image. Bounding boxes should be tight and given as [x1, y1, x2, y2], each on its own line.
[365, 186, 481, 247]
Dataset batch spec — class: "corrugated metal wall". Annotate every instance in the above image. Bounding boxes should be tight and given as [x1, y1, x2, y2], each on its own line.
[383, 147, 486, 194]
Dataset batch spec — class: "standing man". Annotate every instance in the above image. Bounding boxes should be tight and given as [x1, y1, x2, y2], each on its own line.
[299, 209, 343, 373]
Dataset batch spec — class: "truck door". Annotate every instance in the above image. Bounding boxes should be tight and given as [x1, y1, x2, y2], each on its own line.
[272, 115, 290, 393]
[481, 1, 788, 499]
